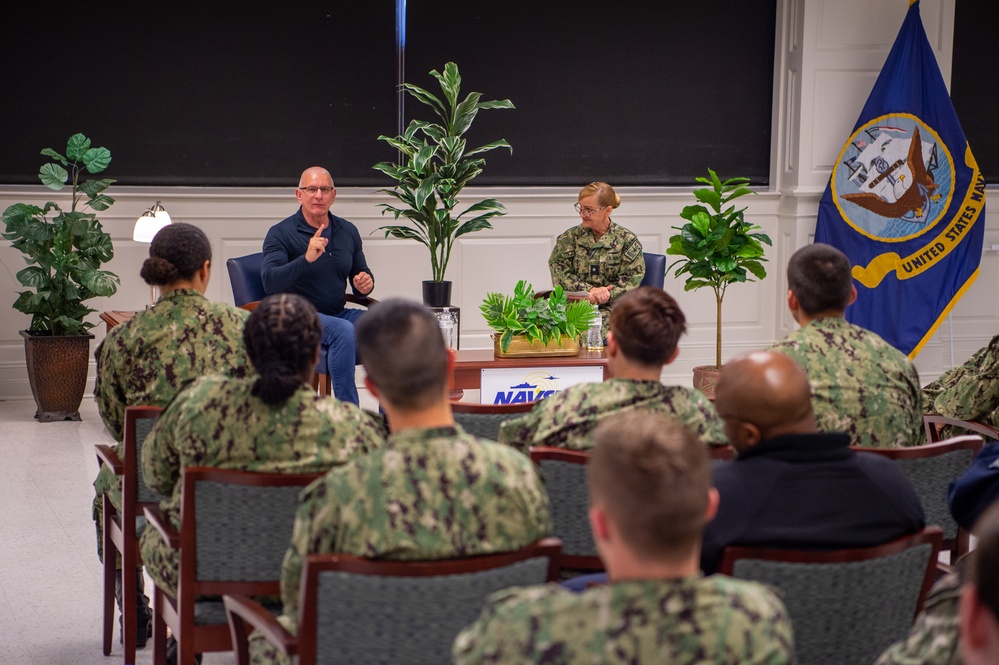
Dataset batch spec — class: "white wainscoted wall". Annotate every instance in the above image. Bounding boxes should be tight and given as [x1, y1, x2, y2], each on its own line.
[1, 0, 993, 401]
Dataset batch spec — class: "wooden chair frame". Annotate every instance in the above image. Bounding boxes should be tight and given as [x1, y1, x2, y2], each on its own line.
[94, 405, 163, 663]
[923, 413, 999, 443]
[528, 446, 603, 571]
[528, 445, 590, 465]
[144, 467, 323, 665]
[224, 538, 562, 665]
[853, 435, 984, 562]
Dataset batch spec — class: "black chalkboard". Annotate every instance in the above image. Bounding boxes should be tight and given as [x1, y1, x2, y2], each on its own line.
[0, 4, 398, 187]
[405, 1, 777, 186]
[951, 2, 998, 183]
[0, 2, 777, 187]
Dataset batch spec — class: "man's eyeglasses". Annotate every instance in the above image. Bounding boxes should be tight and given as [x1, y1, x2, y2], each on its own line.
[299, 186, 334, 195]
[574, 203, 606, 217]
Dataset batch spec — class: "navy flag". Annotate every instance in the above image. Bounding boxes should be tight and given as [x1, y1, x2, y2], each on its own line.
[815, 0, 985, 358]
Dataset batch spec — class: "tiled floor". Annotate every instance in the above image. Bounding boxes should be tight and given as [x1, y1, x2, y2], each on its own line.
[0, 391, 379, 665]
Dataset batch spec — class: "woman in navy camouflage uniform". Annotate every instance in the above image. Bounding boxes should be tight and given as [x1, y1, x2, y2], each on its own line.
[548, 182, 645, 337]
[139, 293, 384, 599]
[92, 223, 250, 646]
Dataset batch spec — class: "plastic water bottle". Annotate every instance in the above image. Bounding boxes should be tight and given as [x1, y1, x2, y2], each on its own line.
[586, 305, 603, 351]
[437, 307, 456, 350]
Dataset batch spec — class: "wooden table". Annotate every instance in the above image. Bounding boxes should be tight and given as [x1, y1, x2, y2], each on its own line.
[449, 348, 608, 400]
[99, 310, 137, 333]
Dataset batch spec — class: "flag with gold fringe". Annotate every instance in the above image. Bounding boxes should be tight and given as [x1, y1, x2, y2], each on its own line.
[814, 0, 985, 358]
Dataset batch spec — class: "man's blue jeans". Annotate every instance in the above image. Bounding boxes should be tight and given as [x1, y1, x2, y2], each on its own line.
[317, 308, 366, 404]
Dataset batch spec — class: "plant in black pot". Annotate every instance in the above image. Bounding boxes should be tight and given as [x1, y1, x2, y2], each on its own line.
[373, 61, 513, 307]
[2, 133, 120, 421]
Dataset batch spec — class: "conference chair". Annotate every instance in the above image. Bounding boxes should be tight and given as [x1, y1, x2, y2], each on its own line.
[143, 467, 323, 665]
[450, 400, 536, 440]
[535, 252, 668, 301]
[923, 412, 999, 443]
[718, 526, 943, 665]
[528, 446, 603, 572]
[225, 252, 376, 397]
[94, 405, 164, 664]
[640, 252, 666, 288]
[223, 538, 562, 665]
[853, 434, 984, 563]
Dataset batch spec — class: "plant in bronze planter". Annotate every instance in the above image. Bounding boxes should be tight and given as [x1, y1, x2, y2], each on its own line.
[480, 280, 596, 353]
[373, 62, 513, 305]
[666, 169, 771, 371]
[2, 133, 120, 420]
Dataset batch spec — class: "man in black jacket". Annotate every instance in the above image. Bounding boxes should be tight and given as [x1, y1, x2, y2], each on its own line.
[701, 350, 925, 574]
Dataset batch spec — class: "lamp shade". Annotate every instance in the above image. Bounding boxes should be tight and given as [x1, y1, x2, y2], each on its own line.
[133, 202, 172, 242]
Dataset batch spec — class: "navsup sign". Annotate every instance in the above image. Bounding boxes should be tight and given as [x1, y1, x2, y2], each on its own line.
[480, 367, 604, 405]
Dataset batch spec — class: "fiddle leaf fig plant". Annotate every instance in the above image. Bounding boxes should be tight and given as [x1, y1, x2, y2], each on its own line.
[1, 133, 120, 335]
[373, 61, 514, 282]
[666, 169, 771, 369]
[480, 280, 596, 353]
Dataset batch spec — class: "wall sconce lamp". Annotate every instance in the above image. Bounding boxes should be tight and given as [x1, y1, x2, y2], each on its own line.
[132, 201, 172, 242]
[133, 202, 173, 305]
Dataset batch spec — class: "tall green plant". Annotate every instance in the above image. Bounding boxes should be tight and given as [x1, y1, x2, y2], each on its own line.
[480, 280, 596, 353]
[666, 169, 771, 369]
[2, 133, 120, 335]
[373, 62, 514, 282]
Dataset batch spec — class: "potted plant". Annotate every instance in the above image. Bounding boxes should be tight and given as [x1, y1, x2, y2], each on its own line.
[480, 280, 596, 358]
[2, 133, 120, 421]
[373, 61, 514, 307]
[666, 169, 771, 396]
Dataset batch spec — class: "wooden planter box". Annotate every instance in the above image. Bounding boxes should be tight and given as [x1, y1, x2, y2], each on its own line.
[492, 334, 580, 358]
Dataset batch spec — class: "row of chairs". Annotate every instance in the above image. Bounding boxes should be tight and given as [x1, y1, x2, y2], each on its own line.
[91, 393, 536, 661]
[452, 403, 996, 563]
[223, 446, 951, 665]
[154, 462, 945, 665]
[97, 404, 997, 664]
[98, 405, 563, 664]
[527, 433, 981, 665]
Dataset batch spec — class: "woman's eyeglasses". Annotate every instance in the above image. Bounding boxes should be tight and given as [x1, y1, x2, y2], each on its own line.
[574, 203, 606, 217]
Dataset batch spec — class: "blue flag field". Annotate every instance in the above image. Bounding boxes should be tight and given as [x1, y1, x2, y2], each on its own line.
[814, 0, 985, 358]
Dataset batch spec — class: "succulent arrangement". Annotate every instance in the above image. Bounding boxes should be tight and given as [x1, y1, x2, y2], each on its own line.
[480, 280, 596, 353]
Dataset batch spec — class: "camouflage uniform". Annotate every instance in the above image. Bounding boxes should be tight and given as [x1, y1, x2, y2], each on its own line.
[548, 222, 645, 337]
[452, 575, 795, 665]
[248, 425, 553, 665]
[138, 375, 385, 595]
[771, 316, 923, 447]
[874, 566, 964, 665]
[92, 289, 250, 562]
[923, 334, 999, 435]
[498, 378, 727, 451]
